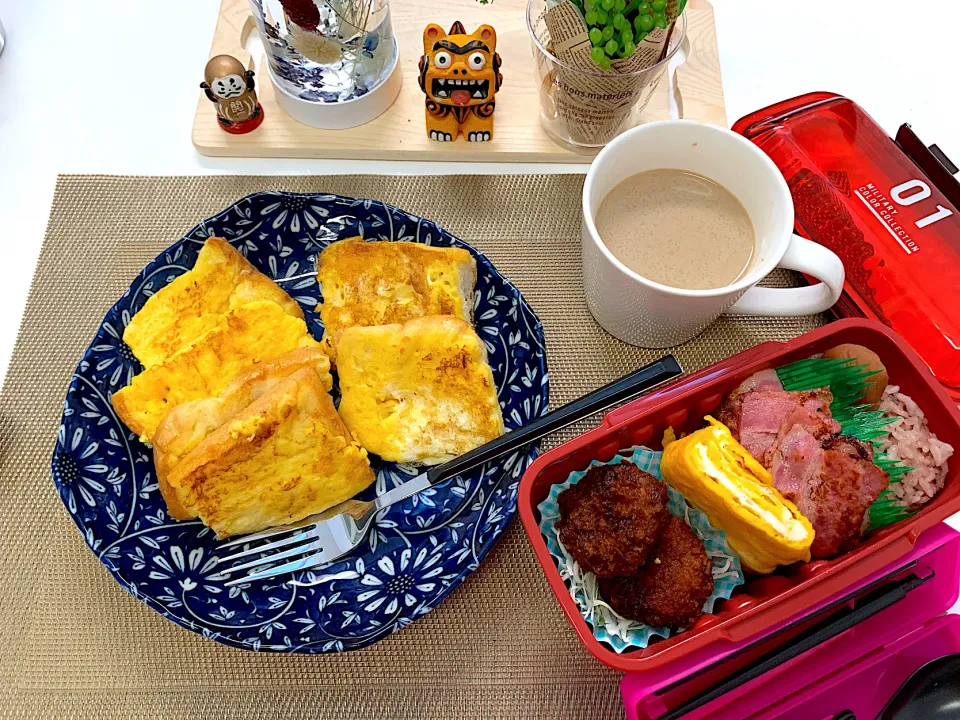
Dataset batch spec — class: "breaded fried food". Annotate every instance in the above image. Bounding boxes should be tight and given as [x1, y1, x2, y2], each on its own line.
[336, 315, 504, 464]
[112, 301, 322, 444]
[152, 348, 331, 520]
[123, 237, 304, 368]
[165, 367, 375, 538]
[317, 238, 476, 362]
[599, 516, 714, 628]
[556, 462, 668, 578]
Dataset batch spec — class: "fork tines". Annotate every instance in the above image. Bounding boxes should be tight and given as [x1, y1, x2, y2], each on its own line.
[211, 525, 323, 586]
[210, 513, 354, 587]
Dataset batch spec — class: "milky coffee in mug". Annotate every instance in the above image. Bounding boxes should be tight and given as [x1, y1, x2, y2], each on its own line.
[594, 168, 756, 291]
[581, 120, 846, 348]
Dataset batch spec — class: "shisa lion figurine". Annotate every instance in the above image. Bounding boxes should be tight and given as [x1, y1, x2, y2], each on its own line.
[200, 54, 265, 135]
[418, 22, 503, 142]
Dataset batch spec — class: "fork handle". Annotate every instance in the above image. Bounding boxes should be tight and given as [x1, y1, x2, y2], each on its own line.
[425, 355, 683, 487]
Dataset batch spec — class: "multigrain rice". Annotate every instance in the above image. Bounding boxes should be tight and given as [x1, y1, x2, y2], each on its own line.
[879, 385, 954, 508]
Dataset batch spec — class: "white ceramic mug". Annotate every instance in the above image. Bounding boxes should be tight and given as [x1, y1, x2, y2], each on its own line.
[582, 120, 845, 348]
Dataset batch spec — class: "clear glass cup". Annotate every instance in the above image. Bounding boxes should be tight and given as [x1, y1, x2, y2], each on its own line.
[249, 0, 398, 102]
[0, 16, 6, 57]
[527, 0, 686, 150]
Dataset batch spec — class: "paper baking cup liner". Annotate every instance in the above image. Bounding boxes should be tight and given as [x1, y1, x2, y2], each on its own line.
[537, 447, 744, 653]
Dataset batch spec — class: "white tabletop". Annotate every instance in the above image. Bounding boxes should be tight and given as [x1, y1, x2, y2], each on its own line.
[0, 0, 958, 386]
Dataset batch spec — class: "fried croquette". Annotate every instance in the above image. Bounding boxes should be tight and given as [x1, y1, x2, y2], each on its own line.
[599, 515, 713, 628]
[556, 462, 668, 578]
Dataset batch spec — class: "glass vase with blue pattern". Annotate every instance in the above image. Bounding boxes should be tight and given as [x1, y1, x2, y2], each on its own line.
[250, 0, 397, 103]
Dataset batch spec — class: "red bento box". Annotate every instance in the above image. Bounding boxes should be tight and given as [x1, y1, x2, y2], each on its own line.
[518, 319, 960, 672]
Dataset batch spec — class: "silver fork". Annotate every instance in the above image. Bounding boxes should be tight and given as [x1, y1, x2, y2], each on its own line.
[212, 475, 432, 586]
[212, 355, 683, 587]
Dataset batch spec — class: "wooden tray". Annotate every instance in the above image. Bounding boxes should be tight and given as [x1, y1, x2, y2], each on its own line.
[192, 0, 725, 162]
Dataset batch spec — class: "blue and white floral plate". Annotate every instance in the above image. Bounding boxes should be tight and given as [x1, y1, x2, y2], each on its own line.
[51, 191, 549, 653]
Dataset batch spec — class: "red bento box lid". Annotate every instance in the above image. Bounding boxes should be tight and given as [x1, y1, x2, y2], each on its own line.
[518, 319, 960, 673]
[732, 92, 960, 402]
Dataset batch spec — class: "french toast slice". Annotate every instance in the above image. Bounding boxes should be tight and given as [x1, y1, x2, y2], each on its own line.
[336, 315, 504, 465]
[166, 367, 375, 538]
[123, 237, 303, 368]
[112, 301, 322, 443]
[317, 238, 476, 362]
[152, 348, 331, 520]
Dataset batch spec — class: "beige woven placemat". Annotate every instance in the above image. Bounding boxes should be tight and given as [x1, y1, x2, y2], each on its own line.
[0, 175, 824, 720]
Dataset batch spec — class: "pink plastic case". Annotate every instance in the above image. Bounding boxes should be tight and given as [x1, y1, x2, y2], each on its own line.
[518, 319, 960, 673]
[621, 523, 960, 719]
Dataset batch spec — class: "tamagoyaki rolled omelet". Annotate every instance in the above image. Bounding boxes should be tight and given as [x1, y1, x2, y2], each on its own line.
[661, 416, 814, 574]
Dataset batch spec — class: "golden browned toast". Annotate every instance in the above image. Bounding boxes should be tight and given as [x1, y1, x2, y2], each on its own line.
[111, 301, 322, 444]
[123, 237, 303, 368]
[336, 315, 504, 465]
[152, 348, 332, 520]
[166, 367, 375, 538]
[317, 238, 476, 362]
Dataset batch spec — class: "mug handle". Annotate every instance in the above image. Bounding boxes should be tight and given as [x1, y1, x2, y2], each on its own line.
[727, 235, 845, 316]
